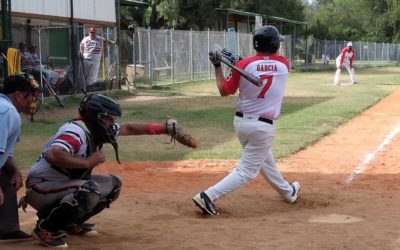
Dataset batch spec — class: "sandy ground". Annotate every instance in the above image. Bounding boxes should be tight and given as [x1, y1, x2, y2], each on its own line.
[8, 91, 400, 250]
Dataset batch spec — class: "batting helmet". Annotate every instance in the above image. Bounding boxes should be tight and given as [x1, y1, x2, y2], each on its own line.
[79, 93, 122, 144]
[347, 42, 353, 47]
[253, 25, 283, 54]
[88, 27, 96, 34]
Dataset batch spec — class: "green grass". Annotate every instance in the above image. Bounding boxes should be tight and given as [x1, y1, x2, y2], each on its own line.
[14, 66, 400, 169]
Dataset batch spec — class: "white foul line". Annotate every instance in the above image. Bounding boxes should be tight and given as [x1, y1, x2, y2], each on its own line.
[345, 123, 400, 184]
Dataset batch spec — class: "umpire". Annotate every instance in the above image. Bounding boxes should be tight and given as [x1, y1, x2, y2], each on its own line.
[0, 74, 39, 242]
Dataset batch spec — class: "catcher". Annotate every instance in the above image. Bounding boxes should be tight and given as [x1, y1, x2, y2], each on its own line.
[23, 93, 196, 248]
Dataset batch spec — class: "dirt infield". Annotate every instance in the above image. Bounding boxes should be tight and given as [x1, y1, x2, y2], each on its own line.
[11, 91, 400, 249]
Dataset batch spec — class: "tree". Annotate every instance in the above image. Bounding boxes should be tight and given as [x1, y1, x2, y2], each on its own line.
[309, 0, 400, 42]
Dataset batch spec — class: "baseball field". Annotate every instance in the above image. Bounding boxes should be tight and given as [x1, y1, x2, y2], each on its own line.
[9, 66, 400, 249]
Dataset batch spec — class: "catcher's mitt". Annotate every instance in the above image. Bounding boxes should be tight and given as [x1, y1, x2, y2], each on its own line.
[165, 118, 197, 148]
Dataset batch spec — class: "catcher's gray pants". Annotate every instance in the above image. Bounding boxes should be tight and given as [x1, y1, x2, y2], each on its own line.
[205, 116, 294, 202]
[0, 170, 20, 235]
[26, 174, 119, 219]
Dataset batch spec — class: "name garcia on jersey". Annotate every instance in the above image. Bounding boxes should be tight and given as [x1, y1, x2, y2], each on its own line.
[257, 64, 278, 72]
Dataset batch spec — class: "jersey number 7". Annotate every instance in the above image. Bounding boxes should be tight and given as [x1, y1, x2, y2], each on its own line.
[257, 75, 274, 99]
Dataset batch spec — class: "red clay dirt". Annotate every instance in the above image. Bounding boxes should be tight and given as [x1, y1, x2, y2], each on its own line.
[11, 91, 400, 250]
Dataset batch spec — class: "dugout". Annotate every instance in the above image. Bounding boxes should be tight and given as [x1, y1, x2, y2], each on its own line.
[0, 0, 119, 94]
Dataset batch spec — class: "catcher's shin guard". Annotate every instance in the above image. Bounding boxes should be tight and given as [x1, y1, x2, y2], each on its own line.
[76, 175, 122, 224]
[38, 180, 101, 231]
[106, 174, 122, 204]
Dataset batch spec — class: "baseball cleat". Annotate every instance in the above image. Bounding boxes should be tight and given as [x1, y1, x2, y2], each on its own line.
[192, 192, 219, 215]
[32, 221, 68, 248]
[63, 223, 98, 236]
[285, 181, 300, 204]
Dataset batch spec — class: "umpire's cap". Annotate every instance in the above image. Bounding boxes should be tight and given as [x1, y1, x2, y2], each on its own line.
[1, 74, 40, 95]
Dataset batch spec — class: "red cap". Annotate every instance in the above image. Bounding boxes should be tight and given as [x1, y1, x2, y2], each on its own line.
[88, 27, 96, 34]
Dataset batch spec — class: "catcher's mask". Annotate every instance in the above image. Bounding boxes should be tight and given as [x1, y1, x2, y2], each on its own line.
[1, 73, 41, 121]
[79, 93, 122, 162]
[253, 25, 283, 54]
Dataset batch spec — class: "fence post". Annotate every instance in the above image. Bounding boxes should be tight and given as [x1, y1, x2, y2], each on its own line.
[207, 28, 211, 79]
[138, 29, 142, 66]
[237, 30, 240, 55]
[387, 42, 389, 61]
[249, 33, 252, 57]
[224, 29, 226, 48]
[148, 27, 152, 86]
[171, 28, 174, 84]
[334, 39, 337, 59]
[190, 29, 194, 81]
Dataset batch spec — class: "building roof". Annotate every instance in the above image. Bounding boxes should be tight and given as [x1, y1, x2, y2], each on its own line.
[120, 0, 150, 7]
[217, 8, 307, 26]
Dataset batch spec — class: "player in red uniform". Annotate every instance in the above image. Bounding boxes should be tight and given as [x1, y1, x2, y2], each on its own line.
[334, 42, 357, 85]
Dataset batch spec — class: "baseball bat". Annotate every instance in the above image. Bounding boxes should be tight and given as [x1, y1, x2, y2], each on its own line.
[219, 56, 263, 87]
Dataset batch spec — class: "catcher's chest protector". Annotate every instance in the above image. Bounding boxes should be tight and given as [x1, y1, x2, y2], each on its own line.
[71, 120, 100, 155]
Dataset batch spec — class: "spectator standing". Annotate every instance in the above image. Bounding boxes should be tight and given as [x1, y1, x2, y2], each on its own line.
[80, 27, 115, 86]
[322, 42, 331, 66]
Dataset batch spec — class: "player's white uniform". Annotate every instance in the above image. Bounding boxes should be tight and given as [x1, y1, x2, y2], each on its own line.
[334, 47, 356, 85]
[80, 35, 103, 86]
[204, 54, 295, 202]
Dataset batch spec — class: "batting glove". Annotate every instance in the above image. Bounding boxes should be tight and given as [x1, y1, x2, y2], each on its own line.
[221, 48, 243, 65]
[209, 50, 221, 67]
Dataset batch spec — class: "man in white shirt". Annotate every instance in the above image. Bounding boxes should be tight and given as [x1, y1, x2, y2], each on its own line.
[80, 27, 115, 87]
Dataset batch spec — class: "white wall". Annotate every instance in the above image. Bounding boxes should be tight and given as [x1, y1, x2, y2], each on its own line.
[11, 0, 116, 24]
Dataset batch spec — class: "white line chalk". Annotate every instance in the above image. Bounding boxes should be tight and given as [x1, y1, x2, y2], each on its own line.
[345, 123, 400, 184]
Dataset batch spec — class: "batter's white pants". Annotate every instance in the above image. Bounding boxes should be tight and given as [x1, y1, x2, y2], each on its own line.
[334, 59, 356, 84]
[205, 116, 294, 202]
[83, 59, 100, 86]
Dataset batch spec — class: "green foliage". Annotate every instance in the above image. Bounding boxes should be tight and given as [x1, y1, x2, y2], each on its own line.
[310, 0, 400, 42]
[137, 0, 306, 31]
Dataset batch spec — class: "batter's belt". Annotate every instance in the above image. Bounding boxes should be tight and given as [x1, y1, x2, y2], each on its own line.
[235, 112, 273, 125]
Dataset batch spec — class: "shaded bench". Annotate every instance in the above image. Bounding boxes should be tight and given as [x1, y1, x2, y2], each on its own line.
[152, 66, 171, 81]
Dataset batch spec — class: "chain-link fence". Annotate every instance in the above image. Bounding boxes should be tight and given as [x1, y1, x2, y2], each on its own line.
[7, 24, 400, 92]
[312, 39, 400, 63]
[119, 28, 292, 86]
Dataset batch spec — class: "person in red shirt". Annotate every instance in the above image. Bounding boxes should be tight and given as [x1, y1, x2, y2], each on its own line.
[334, 42, 357, 85]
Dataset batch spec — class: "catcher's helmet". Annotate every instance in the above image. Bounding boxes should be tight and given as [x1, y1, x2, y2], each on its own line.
[253, 25, 283, 54]
[79, 93, 122, 144]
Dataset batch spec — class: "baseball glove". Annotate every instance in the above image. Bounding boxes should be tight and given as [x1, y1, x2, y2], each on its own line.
[208, 50, 221, 67]
[165, 118, 197, 148]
